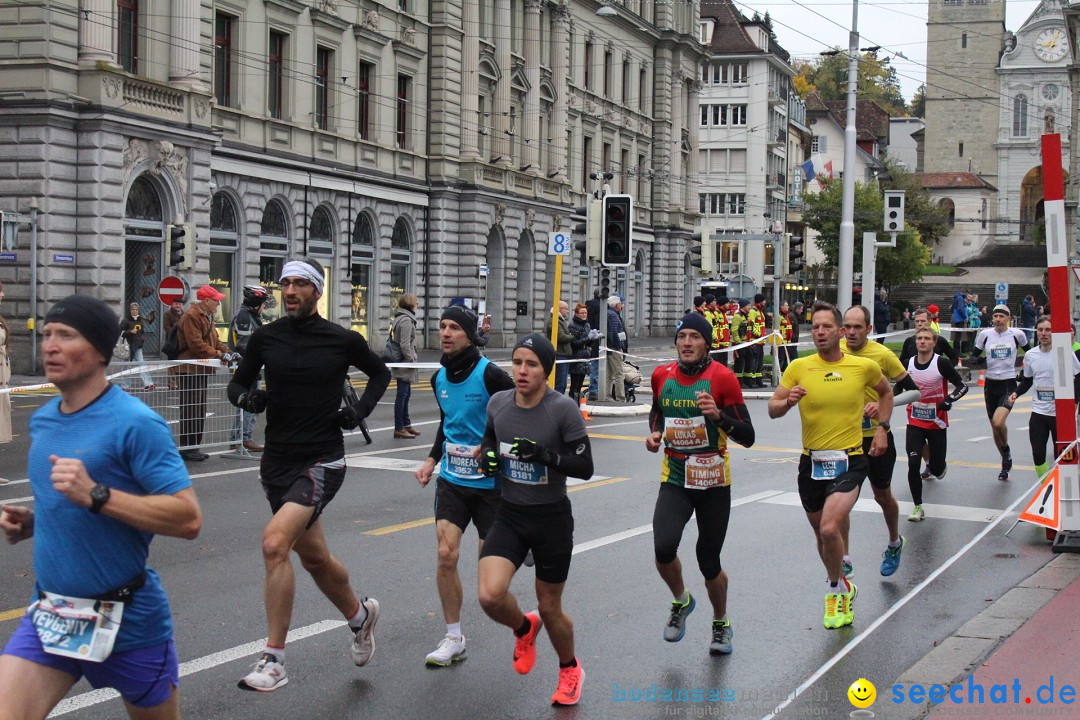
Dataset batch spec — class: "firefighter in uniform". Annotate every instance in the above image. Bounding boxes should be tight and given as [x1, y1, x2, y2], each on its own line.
[778, 301, 795, 373]
[743, 295, 766, 388]
[730, 299, 751, 388]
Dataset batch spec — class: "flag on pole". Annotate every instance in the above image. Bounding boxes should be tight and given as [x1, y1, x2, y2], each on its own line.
[801, 158, 815, 182]
[824, 160, 834, 179]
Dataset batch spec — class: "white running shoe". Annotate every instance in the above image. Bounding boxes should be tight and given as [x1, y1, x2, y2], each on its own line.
[351, 597, 380, 666]
[425, 633, 467, 667]
[238, 653, 288, 692]
[908, 505, 925, 522]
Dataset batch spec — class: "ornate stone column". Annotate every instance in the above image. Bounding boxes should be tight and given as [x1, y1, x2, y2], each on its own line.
[170, 0, 204, 89]
[523, 0, 542, 174]
[493, 0, 512, 167]
[461, 0, 481, 161]
[550, 4, 571, 182]
[79, 0, 116, 65]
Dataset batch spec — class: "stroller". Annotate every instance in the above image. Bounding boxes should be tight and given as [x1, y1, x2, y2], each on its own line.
[622, 360, 643, 403]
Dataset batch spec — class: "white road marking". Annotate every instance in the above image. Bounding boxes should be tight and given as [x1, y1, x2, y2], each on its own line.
[967, 435, 993, 442]
[760, 492, 1006, 523]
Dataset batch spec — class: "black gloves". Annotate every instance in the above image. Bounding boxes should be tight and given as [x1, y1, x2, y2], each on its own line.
[510, 437, 557, 466]
[481, 449, 499, 478]
[335, 403, 364, 430]
[937, 399, 952, 412]
[238, 389, 269, 413]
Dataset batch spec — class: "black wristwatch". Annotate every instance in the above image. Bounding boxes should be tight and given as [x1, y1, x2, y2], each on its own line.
[89, 484, 111, 514]
[878, 421, 891, 431]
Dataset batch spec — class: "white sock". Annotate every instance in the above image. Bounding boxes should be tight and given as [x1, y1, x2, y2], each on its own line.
[842, 554, 851, 566]
[447, 622, 462, 639]
[264, 645, 284, 664]
[889, 538, 902, 549]
[675, 590, 690, 604]
[347, 603, 368, 630]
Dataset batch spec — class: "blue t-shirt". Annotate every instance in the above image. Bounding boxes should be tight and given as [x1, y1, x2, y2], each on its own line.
[27, 384, 192, 651]
[435, 357, 495, 489]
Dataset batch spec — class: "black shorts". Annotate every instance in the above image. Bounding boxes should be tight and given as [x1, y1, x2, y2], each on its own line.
[861, 432, 897, 490]
[260, 452, 346, 526]
[435, 477, 501, 539]
[479, 497, 574, 584]
[797, 453, 868, 514]
[983, 378, 1017, 419]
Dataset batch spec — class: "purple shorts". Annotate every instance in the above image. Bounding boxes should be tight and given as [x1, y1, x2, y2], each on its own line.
[2, 614, 179, 708]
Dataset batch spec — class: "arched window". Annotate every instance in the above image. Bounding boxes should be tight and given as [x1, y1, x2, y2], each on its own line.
[125, 176, 163, 226]
[939, 198, 956, 229]
[210, 192, 239, 245]
[1013, 94, 1028, 137]
[259, 200, 291, 314]
[390, 217, 412, 309]
[209, 192, 240, 334]
[309, 205, 335, 257]
[351, 213, 376, 335]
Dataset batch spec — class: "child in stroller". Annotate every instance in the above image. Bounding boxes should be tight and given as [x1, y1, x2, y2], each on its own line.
[622, 359, 643, 403]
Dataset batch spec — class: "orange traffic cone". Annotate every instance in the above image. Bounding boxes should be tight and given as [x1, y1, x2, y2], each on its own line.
[978, 370, 985, 387]
[579, 394, 592, 421]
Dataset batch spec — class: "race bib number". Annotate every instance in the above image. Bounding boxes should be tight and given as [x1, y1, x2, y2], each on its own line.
[684, 453, 727, 489]
[990, 345, 1011, 360]
[911, 402, 938, 421]
[443, 443, 482, 480]
[30, 591, 123, 663]
[664, 415, 709, 451]
[809, 450, 849, 481]
[499, 442, 548, 485]
[1036, 387, 1055, 402]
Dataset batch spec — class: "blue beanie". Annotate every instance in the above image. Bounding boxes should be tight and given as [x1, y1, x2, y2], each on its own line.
[676, 312, 713, 342]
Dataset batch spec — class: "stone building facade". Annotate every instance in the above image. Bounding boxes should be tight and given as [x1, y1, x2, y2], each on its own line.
[0, 0, 704, 372]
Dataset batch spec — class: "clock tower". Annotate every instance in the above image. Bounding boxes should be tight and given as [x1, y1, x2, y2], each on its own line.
[924, 0, 1006, 180]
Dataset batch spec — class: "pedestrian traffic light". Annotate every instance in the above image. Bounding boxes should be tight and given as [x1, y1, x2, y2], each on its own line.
[601, 194, 632, 267]
[167, 224, 186, 268]
[787, 234, 804, 275]
[884, 190, 905, 233]
[689, 229, 714, 277]
[573, 199, 602, 265]
[599, 267, 613, 298]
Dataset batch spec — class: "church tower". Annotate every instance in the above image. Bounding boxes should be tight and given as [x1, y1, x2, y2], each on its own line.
[924, 0, 1007, 181]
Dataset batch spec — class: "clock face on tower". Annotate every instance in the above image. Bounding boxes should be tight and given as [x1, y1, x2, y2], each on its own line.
[1035, 28, 1068, 62]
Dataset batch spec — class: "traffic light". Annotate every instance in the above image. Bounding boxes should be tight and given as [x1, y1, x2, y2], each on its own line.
[601, 194, 633, 267]
[599, 267, 613, 298]
[689, 228, 714, 277]
[788, 234, 804, 274]
[167, 224, 186, 268]
[573, 199, 602, 265]
[884, 190, 905, 233]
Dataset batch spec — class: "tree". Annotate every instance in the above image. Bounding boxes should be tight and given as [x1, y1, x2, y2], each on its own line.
[910, 84, 926, 118]
[802, 163, 945, 288]
[801, 50, 908, 117]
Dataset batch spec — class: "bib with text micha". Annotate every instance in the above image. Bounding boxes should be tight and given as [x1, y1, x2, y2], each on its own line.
[499, 442, 548, 485]
[911, 402, 938, 421]
[684, 453, 727, 489]
[1036, 387, 1055, 402]
[664, 415, 709, 451]
[990, 345, 1012, 360]
[444, 443, 482, 480]
[30, 591, 124, 662]
[809, 450, 848, 481]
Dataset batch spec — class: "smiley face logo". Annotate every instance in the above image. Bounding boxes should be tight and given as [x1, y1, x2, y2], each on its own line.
[847, 678, 876, 708]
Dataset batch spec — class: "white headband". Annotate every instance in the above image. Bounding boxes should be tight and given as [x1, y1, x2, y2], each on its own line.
[280, 261, 324, 294]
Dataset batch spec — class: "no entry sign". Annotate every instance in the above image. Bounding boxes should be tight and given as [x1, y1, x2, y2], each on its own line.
[158, 275, 188, 306]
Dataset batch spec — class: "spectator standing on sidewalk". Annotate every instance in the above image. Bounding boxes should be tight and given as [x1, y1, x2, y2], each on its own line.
[1020, 295, 1038, 345]
[119, 303, 155, 391]
[176, 285, 233, 461]
[606, 296, 627, 401]
[391, 294, 420, 439]
[546, 301, 572, 395]
[229, 286, 270, 453]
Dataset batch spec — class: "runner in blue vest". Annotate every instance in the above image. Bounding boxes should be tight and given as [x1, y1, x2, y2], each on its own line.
[415, 305, 514, 667]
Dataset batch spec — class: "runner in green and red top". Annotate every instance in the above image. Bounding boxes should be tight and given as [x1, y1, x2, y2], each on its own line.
[645, 313, 754, 656]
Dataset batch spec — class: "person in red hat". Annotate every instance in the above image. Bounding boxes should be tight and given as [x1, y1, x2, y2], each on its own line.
[176, 285, 235, 461]
[926, 304, 942, 335]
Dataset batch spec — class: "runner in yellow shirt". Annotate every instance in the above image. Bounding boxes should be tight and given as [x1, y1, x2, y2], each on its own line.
[768, 302, 893, 630]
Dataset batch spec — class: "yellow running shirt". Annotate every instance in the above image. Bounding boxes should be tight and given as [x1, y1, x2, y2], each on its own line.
[840, 338, 906, 437]
[780, 352, 883, 453]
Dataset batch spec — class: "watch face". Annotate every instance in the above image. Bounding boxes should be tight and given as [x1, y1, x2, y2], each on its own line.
[1043, 83, 1059, 101]
[1035, 28, 1068, 62]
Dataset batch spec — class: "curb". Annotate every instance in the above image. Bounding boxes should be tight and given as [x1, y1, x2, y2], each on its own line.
[875, 554, 1080, 719]
[582, 402, 650, 417]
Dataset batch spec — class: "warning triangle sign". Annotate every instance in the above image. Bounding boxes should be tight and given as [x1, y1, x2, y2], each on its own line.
[1019, 467, 1060, 529]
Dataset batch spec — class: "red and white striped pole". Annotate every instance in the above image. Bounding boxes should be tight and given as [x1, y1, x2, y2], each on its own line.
[1040, 133, 1079, 538]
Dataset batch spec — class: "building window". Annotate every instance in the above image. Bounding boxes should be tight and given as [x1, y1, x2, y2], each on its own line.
[811, 135, 826, 153]
[397, 74, 412, 149]
[958, 141, 964, 157]
[399, 0, 409, 11]
[268, 31, 285, 119]
[731, 63, 748, 84]
[584, 41, 593, 90]
[309, 205, 335, 259]
[730, 105, 747, 125]
[637, 153, 647, 204]
[315, 47, 332, 130]
[622, 59, 631, 104]
[639, 68, 648, 111]
[259, 200, 291, 310]
[1012, 94, 1028, 137]
[728, 194, 745, 215]
[698, 22, 709, 43]
[357, 62, 372, 139]
[351, 213, 376, 336]
[582, 136, 592, 191]
[981, 198, 988, 229]
[118, 0, 138, 73]
[214, 14, 235, 108]
[961, 32, 967, 48]
[604, 49, 613, 97]
[390, 217, 412, 307]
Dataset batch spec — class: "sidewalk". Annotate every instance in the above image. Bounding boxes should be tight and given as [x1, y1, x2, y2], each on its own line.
[878, 553, 1080, 719]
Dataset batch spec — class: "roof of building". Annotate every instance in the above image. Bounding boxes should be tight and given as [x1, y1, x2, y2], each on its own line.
[700, 0, 790, 60]
[918, 172, 998, 191]
[823, 100, 891, 142]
